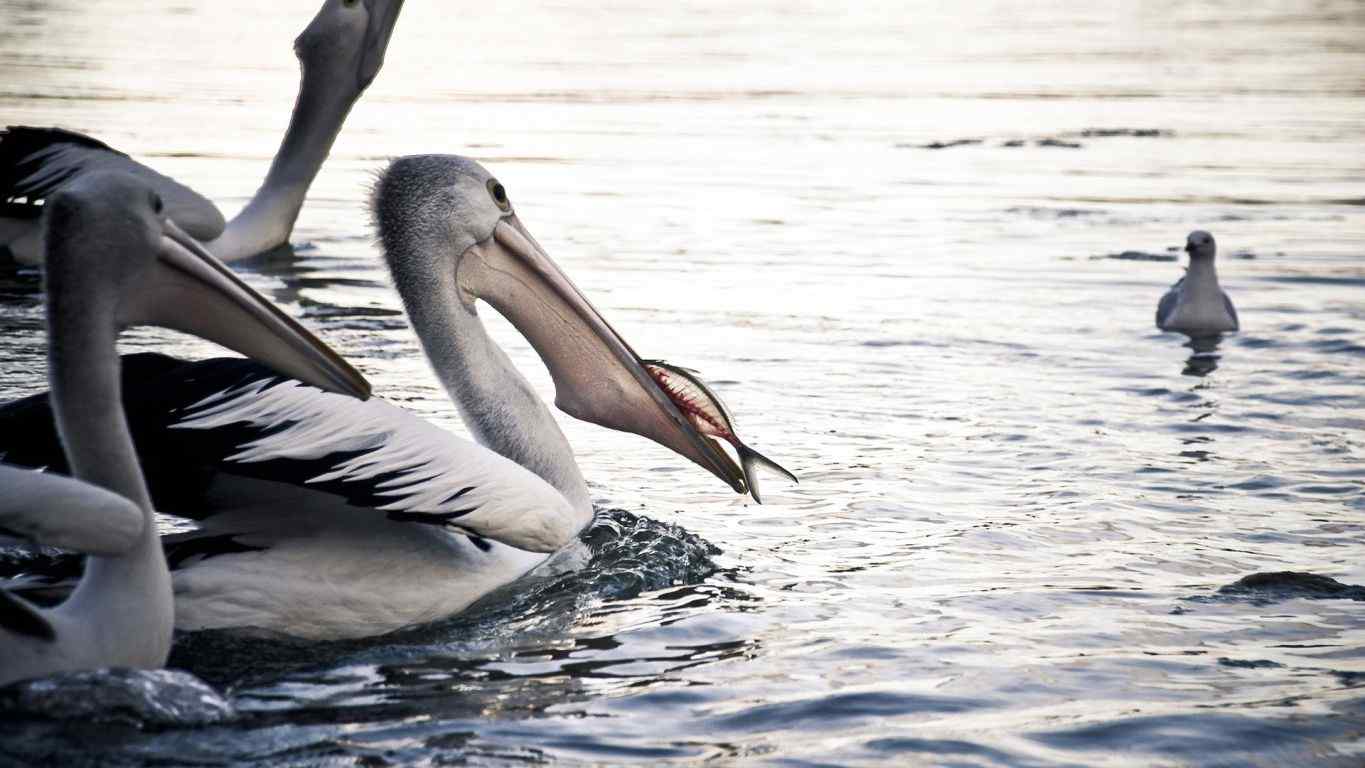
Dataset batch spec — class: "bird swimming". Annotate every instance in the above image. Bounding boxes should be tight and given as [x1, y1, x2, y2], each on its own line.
[0, 155, 776, 641]
[0, 171, 369, 686]
[0, 0, 404, 266]
[1155, 230, 1239, 337]
[643, 360, 798, 503]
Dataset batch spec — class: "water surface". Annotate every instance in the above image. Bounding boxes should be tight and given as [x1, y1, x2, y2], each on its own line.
[2, 0, 1363, 765]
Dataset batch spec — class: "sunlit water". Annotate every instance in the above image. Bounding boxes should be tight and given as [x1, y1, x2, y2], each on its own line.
[2, 0, 1364, 765]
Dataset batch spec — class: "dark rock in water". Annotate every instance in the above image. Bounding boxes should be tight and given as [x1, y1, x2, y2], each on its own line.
[1092, 250, 1178, 262]
[1036, 138, 1083, 149]
[0, 668, 233, 727]
[1217, 572, 1365, 602]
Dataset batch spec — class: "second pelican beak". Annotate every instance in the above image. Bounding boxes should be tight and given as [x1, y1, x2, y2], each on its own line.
[457, 216, 746, 493]
[130, 220, 371, 400]
[358, 0, 405, 90]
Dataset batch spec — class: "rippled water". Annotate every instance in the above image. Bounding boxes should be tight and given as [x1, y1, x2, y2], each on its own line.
[2, 0, 1364, 765]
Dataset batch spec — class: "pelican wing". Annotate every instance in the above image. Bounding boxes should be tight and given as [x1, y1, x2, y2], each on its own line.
[0, 126, 226, 240]
[0, 464, 144, 555]
[0, 354, 581, 555]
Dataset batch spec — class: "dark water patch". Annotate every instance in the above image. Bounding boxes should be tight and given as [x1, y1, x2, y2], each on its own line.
[1036, 138, 1082, 149]
[1093, 250, 1178, 261]
[1071, 128, 1173, 138]
[863, 737, 1063, 768]
[1285, 368, 1342, 381]
[1218, 658, 1284, 669]
[0, 669, 233, 728]
[1006, 205, 1104, 219]
[899, 138, 983, 150]
[1031, 712, 1354, 764]
[1333, 671, 1365, 688]
[1257, 275, 1365, 287]
[1289, 483, 1364, 496]
[705, 690, 988, 732]
[1308, 338, 1365, 356]
[861, 338, 945, 349]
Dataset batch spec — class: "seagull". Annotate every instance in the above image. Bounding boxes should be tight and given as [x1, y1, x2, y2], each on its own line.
[1156, 230, 1239, 337]
[0, 155, 753, 641]
[0, 171, 369, 686]
[0, 0, 404, 266]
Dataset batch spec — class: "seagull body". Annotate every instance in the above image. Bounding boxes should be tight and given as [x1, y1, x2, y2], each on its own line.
[1156, 230, 1239, 336]
[0, 0, 403, 266]
[0, 172, 368, 685]
[0, 156, 749, 641]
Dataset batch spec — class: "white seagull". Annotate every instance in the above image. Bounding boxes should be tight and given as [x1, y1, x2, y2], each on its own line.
[0, 0, 404, 266]
[0, 156, 753, 641]
[1156, 230, 1239, 337]
[0, 171, 369, 686]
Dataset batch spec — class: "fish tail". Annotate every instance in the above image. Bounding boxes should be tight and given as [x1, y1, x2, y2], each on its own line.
[737, 443, 798, 505]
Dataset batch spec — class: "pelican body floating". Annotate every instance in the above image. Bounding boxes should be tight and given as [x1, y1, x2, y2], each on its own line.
[642, 360, 797, 503]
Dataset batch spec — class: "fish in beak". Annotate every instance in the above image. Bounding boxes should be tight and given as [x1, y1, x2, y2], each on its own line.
[131, 219, 371, 400]
[642, 360, 798, 504]
[456, 215, 749, 494]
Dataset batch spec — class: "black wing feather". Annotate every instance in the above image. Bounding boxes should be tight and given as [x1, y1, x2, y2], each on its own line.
[0, 125, 226, 239]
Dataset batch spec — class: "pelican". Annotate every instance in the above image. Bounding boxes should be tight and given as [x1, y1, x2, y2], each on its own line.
[0, 172, 369, 686]
[1156, 230, 1239, 337]
[0, 0, 404, 266]
[0, 155, 754, 641]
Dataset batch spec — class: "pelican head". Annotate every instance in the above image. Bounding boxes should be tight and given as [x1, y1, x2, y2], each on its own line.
[44, 171, 370, 399]
[296, 0, 405, 92]
[1184, 230, 1216, 261]
[373, 155, 748, 494]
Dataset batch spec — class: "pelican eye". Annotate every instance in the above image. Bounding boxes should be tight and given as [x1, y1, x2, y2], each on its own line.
[341, 0, 359, 7]
[487, 179, 511, 212]
[151, 193, 164, 216]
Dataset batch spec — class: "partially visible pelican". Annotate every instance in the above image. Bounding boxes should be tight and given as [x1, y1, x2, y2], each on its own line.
[0, 155, 754, 640]
[0, 0, 404, 266]
[1156, 230, 1239, 337]
[0, 171, 369, 686]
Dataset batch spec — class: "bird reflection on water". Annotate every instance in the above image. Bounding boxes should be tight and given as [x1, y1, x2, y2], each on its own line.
[1181, 335, 1226, 378]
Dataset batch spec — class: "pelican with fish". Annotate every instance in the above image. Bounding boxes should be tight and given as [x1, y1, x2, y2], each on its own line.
[0, 155, 796, 640]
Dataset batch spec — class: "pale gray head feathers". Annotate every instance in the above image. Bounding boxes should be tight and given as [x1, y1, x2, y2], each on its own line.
[1185, 230, 1216, 261]
[370, 154, 511, 288]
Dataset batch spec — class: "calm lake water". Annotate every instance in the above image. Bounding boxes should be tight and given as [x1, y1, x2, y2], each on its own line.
[2, 0, 1364, 765]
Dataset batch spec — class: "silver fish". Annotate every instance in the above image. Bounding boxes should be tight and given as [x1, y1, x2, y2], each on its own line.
[643, 359, 798, 503]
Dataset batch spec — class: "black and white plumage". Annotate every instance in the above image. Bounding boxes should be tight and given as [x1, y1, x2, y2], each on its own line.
[0, 155, 748, 641]
[0, 171, 368, 685]
[0, 0, 404, 266]
[1156, 230, 1239, 337]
